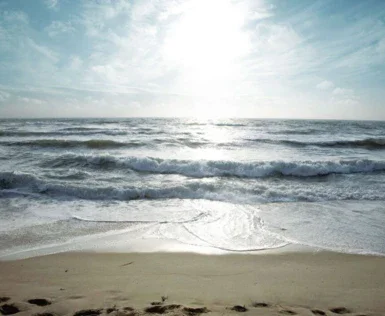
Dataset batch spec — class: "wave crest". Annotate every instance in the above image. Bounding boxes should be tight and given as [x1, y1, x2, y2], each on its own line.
[41, 154, 385, 178]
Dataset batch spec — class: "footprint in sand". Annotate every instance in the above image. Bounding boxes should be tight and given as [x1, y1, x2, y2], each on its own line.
[73, 309, 102, 316]
[27, 299, 51, 306]
[0, 298, 10, 304]
[106, 307, 119, 314]
[312, 310, 326, 316]
[279, 309, 297, 315]
[68, 296, 85, 300]
[330, 307, 351, 314]
[182, 307, 210, 315]
[252, 302, 270, 308]
[0, 304, 20, 315]
[229, 306, 248, 312]
[145, 304, 181, 314]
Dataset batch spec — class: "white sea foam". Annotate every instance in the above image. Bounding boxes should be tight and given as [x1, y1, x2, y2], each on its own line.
[42, 154, 385, 178]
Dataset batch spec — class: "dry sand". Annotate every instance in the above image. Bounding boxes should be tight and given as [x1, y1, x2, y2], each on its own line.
[0, 251, 384, 316]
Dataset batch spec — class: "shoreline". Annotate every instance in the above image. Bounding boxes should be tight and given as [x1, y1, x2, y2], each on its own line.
[2, 221, 384, 261]
[2, 236, 384, 262]
[1, 250, 384, 315]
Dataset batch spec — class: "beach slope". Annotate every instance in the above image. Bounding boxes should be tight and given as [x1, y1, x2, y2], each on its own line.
[0, 251, 384, 315]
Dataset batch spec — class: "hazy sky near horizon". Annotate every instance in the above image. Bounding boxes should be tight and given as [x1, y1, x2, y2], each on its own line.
[0, 0, 384, 119]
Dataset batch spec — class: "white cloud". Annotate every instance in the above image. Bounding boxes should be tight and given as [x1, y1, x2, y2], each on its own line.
[331, 87, 359, 106]
[376, 37, 385, 53]
[253, 23, 302, 52]
[0, 90, 10, 102]
[249, 11, 272, 20]
[17, 96, 46, 104]
[316, 80, 334, 90]
[45, 21, 75, 37]
[2, 10, 29, 24]
[68, 56, 83, 71]
[332, 87, 354, 96]
[25, 38, 59, 63]
[44, 0, 59, 11]
[80, 0, 131, 37]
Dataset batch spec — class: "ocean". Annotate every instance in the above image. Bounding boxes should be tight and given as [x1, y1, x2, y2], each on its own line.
[0, 118, 384, 258]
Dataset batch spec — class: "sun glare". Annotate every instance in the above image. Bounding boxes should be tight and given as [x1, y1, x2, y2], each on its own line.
[163, 0, 250, 117]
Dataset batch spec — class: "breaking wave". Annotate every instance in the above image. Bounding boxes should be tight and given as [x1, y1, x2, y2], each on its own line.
[40, 154, 385, 178]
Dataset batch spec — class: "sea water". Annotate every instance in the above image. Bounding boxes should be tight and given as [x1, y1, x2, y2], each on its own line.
[0, 118, 384, 258]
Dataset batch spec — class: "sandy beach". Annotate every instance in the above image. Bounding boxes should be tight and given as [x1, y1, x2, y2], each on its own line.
[0, 251, 384, 316]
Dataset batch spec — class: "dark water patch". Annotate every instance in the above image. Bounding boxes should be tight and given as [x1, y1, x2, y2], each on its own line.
[269, 129, 321, 135]
[0, 131, 64, 137]
[3, 139, 144, 149]
[246, 137, 385, 149]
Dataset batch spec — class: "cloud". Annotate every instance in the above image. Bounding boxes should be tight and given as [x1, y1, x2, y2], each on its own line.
[45, 21, 75, 37]
[44, 0, 59, 11]
[331, 87, 359, 106]
[249, 10, 272, 21]
[317, 80, 334, 90]
[332, 87, 353, 96]
[2, 10, 29, 24]
[17, 96, 46, 105]
[0, 90, 10, 102]
[80, 0, 131, 37]
[0, 0, 384, 119]
[25, 38, 59, 62]
[377, 38, 385, 53]
[68, 55, 83, 71]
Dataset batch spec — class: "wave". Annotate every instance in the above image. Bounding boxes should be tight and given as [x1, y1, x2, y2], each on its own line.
[185, 122, 246, 127]
[1, 170, 384, 202]
[0, 172, 236, 201]
[41, 154, 385, 178]
[0, 131, 64, 137]
[59, 127, 101, 131]
[0, 129, 128, 137]
[3, 138, 211, 149]
[3, 139, 145, 149]
[269, 129, 320, 135]
[214, 123, 246, 127]
[247, 137, 385, 149]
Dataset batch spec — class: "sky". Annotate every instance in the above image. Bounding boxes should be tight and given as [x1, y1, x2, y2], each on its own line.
[0, 0, 384, 119]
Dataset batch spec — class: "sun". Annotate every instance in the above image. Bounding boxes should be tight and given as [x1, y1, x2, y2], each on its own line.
[162, 0, 250, 117]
